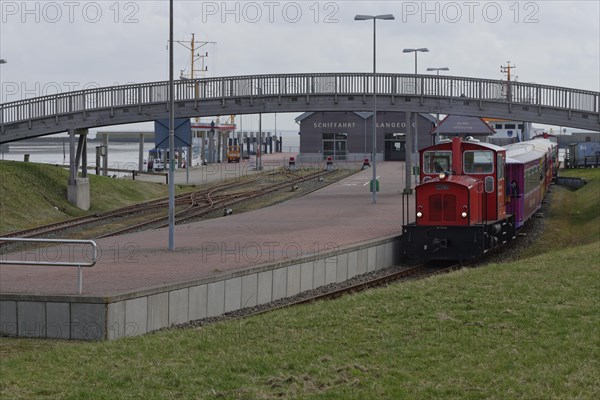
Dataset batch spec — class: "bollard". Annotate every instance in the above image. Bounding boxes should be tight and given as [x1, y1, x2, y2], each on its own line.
[287, 157, 297, 171]
[325, 156, 335, 172]
[361, 158, 370, 170]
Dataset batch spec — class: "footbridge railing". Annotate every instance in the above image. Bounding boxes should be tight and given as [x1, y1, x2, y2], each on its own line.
[1, 73, 599, 134]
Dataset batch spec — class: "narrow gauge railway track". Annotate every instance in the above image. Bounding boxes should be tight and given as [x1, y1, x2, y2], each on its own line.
[99, 170, 331, 238]
[262, 262, 458, 308]
[187, 262, 460, 329]
[0, 169, 316, 242]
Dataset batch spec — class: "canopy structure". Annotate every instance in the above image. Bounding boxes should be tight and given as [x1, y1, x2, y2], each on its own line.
[432, 115, 496, 137]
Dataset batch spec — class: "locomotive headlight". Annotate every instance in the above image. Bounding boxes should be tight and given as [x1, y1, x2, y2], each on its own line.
[438, 172, 446, 180]
[417, 211, 423, 218]
[461, 211, 468, 218]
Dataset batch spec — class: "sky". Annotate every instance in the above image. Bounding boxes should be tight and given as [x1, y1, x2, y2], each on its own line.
[0, 0, 599, 132]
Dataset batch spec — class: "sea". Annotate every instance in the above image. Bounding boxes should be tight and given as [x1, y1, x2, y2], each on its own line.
[1, 130, 300, 174]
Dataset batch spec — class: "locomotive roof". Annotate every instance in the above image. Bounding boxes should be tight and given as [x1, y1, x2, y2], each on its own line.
[505, 139, 555, 164]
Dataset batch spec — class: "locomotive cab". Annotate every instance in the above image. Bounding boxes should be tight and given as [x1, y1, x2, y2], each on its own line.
[402, 137, 515, 261]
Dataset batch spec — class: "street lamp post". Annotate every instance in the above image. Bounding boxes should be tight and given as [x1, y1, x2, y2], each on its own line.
[403, 48, 428, 189]
[0, 59, 6, 103]
[168, 0, 175, 250]
[403, 48, 429, 94]
[426, 67, 450, 143]
[354, 13, 395, 204]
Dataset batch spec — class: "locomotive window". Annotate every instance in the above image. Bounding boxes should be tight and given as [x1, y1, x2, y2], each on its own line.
[423, 151, 452, 174]
[463, 151, 494, 174]
[497, 154, 504, 179]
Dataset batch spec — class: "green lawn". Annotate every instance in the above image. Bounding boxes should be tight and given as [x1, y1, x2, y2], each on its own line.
[0, 168, 598, 399]
[0, 161, 188, 234]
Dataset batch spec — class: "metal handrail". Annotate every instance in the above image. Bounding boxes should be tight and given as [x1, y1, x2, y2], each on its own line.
[0, 238, 97, 294]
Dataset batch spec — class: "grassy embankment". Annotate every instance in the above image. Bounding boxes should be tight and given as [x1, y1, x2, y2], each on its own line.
[0, 169, 598, 399]
[0, 161, 190, 234]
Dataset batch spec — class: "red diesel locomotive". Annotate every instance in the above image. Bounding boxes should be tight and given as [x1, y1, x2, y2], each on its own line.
[402, 136, 557, 261]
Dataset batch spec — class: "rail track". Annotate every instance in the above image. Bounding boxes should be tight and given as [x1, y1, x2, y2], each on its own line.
[188, 262, 460, 328]
[98, 169, 331, 237]
[1, 169, 332, 243]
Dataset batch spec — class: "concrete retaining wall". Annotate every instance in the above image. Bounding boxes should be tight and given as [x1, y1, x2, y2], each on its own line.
[0, 236, 401, 340]
[555, 176, 587, 190]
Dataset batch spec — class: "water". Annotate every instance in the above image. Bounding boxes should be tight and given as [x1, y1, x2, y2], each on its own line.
[1, 131, 300, 175]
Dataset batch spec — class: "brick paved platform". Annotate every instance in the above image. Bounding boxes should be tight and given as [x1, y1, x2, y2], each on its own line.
[0, 161, 416, 339]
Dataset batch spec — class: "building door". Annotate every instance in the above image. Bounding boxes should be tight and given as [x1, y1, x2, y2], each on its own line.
[322, 133, 347, 160]
[384, 134, 405, 161]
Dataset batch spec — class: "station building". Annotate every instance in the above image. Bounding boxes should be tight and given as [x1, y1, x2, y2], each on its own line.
[295, 111, 436, 162]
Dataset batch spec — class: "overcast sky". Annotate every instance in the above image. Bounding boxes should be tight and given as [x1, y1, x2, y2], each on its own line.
[1, 0, 599, 132]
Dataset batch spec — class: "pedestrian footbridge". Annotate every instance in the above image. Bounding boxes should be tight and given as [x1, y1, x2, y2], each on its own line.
[1, 72, 599, 143]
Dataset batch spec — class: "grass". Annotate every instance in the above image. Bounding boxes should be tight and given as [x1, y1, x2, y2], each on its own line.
[0, 161, 190, 234]
[521, 168, 600, 258]
[0, 242, 598, 399]
[0, 168, 598, 399]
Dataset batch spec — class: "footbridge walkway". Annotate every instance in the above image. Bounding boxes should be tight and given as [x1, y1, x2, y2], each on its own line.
[1, 72, 599, 143]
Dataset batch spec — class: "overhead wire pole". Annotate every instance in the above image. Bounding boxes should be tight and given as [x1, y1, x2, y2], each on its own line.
[168, 0, 175, 251]
[175, 35, 215, 185]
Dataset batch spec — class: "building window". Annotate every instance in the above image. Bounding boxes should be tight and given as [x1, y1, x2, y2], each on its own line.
[495, 124, 503, 129]
[518, 124, 524, 130]
[505, 124, 516, 129]
[322, 133, 347, 160]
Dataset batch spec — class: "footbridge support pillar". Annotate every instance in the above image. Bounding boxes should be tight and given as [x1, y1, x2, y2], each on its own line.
[67, 128, 90, 210]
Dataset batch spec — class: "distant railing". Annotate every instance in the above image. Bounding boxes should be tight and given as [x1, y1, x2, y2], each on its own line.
[1, 73, 598, 126]
[0, 238, 97, 294]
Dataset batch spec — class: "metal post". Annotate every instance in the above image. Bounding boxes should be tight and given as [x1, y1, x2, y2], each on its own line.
[81, 132, 87, 178]
[95, 146, 101, 175]
[186, 143, 190, 184]
[102, 133, 109, 176]
[413, 53, 419, 170]
[258, 114, 263, 170]
[372, 18, 377, 204]
[404, 112, 412, 193]
[78, 264, 83, 294]
[69, 129, 76, 184]
[414, 52, 418, 94]
[168, 0, 175, 251]
[364, 117, 367, 158]
[413, 113, 419, 184]
[138, 133, 144, 172]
